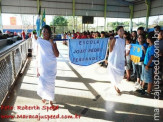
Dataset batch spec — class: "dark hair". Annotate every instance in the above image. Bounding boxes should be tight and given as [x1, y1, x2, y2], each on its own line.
[42, 25, 52, 38]
[138, 34, 145, 39]
[101, 31, 105, 35]
[147, 32, 156, 43]
[124, 31, 130, 36]
[132, 31, 137, 35]
[97, 32, 101, 37]
[154, 25, 161, 31]
[125, 36, 131, 43]
[137, 27, 144, 31]
[116, 26, 123, 32]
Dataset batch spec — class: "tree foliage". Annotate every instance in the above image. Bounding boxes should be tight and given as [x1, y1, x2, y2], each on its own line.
[50, 16, 68, 26]
[107, 21, 130, 31]
[159, 21, 163, 26]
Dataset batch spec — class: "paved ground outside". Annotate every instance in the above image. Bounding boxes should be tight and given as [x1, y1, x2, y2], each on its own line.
[0, 42, 163, 122]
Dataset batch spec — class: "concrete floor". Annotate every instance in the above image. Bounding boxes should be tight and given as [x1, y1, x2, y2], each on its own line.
[0, 42, 163, 122]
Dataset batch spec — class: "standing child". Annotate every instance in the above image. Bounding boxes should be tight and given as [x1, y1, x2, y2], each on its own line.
[125, 36, 131, 81]
[142, 34, 155, 95]
[134, 34, 148, 89]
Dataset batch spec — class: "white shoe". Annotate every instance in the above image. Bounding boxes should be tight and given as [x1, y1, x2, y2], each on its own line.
[135, 82, 139, 86]
[135, 84, 142, 89]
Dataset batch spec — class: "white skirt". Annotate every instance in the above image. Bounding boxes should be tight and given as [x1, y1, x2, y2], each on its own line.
[107, 62, 124, 86]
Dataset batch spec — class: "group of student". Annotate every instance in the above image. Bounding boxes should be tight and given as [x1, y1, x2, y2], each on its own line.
[124, 26, 163, 95]
[34, 24, 163, 109]
[62, 26, 163, 95]
[62, 30, 113, 39]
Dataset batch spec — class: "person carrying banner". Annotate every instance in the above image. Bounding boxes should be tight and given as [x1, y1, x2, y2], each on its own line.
[36, 25, 59, 109]
[107, 26, 125, 94]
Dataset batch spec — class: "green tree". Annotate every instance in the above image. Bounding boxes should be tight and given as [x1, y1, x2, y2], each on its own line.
[50, 16, 68, 26]
[66, 16, 83, 32]
[136, 22, 146, 27]
[107, 21, 129, 31]
[159, 21, 163, 26]
[50, 16, 68, 34]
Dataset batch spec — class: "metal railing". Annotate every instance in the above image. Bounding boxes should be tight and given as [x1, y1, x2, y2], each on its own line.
[0, 38, 32, 105]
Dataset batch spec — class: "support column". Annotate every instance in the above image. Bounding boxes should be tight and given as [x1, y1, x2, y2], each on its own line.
[145, 0, 151, 30]
[129, 5, 134, 32]
[73, 0, 75, 31]
[97, 18, 98, 31]
[37, 0, 40, 13]
[0, 0, 3, 32]
[76, 16, 77, 31]
[104, 0, 107, 31]
[87, 22, 88, 31]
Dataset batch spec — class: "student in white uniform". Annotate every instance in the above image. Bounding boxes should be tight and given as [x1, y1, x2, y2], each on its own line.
[36, 25, 59, 108]
[107, 26, 125, 94]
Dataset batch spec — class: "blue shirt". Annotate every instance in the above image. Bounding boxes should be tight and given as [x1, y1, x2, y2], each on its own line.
[144, 45, 155, 67]
[136, 39, 139, 44]
[139, 43, 148, 61]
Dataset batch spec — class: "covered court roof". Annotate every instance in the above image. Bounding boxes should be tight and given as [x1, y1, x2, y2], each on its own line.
[1, 0, 163, 18]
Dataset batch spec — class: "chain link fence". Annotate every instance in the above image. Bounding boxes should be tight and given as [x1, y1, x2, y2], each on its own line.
[0, 38, 32, 105]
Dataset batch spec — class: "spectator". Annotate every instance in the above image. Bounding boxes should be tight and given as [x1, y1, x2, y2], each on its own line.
[142, 33, 155, 95]
[22, 30, 26, 40]
[130, 31, 137, 79]
[154, 25, 161, 37]
[131, 31, 137, 44]
[137, 27, 144, 44]
[100, 31, 105, 38]
[76, 32, 81, 39]
[135, 34, 148, 90]
[81, 32, 87, 39]
[123, 31, 130, 39]
[125, 36, 131, 81]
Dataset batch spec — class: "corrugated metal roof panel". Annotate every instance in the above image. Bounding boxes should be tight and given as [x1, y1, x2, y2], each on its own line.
[1, 0, 162, 18]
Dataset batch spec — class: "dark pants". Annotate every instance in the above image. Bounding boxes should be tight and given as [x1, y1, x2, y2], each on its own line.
[135, 64, 142, 79]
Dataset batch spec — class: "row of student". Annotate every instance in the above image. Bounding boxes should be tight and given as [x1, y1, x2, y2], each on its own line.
[62, 25, 161, 40]
[62, 30, 115, 39]
[125, 29, 163, 95]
